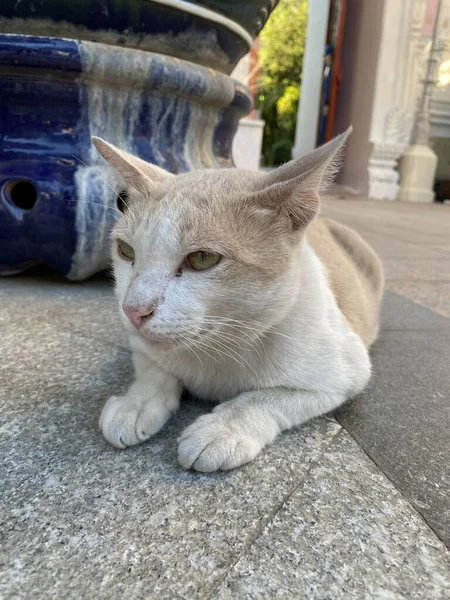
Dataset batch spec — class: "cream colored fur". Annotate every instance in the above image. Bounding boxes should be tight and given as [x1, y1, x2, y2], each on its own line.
[92, 129, 384, 472]
[308, 218, 383, 348]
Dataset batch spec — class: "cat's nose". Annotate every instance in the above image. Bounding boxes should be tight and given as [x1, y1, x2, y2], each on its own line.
[122, 304, 154, 328]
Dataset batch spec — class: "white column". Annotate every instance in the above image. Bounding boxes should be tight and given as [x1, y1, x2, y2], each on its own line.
[367, 0, 426, 200]
[230, 53, 264, 170]
[292, 0, 330, 158]
[398, 0, 445, 202]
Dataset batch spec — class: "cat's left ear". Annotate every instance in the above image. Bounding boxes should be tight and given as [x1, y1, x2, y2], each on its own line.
[92, 137, 173, 190]
[252, 127, 352, 230]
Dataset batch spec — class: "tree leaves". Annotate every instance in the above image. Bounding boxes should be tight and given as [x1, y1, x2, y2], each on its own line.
[258, 0, 308, 165]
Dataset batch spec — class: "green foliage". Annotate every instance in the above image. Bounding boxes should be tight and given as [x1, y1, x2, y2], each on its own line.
[258, 0, 308, 165]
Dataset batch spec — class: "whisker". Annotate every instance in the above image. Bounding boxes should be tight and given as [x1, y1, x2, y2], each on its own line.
[200, 316, 298, 344]
[179, 334, 204, 368]
[193, 332, 256, 374]
[71, 154, 138, 228]
[71, 154, 123, 200]
[61, 198, 122, 216]
[206, 329, 263, 357]
[190, 335, 238, 366]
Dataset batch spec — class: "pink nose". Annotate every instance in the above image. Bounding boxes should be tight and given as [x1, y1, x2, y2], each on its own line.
[122, 304, 154, 328]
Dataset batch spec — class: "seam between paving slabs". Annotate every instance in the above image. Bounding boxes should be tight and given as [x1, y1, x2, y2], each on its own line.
[386, 279, 450, 284]
[384, 290, 450, 319]
[203, 422, 344, 599]
[384, 290, 450, 325]
[334, 421, 450, 551]
[207, 426, 450, 599]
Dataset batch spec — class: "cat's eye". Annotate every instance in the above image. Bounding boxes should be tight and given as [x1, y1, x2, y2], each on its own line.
[188, 251, 221, 271]
[117, 239, 135, 262]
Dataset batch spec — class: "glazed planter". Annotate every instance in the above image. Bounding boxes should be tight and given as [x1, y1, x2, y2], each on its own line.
[0, 36, 252, 279]
[0, 1, 278, 279]
[0, 0, 277, 74]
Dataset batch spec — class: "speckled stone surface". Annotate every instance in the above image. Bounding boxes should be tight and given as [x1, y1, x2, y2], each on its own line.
[337, 292, 450, 547]
[0, 269, 126, 347]
[215, 432, 450, 600]
[1, 408, 342, 599]
[1, 200, 450, 600]
[0, 283, 343, 598]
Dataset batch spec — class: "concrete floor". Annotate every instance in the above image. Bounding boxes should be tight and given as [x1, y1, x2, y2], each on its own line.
[1, 198, 450, 599]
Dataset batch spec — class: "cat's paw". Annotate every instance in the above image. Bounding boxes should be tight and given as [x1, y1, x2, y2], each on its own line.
[100, 394, 171, 449]
[177, 412, 262, 472]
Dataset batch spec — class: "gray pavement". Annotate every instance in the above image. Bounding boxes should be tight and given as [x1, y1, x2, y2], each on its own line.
[1, 198, 449, 599]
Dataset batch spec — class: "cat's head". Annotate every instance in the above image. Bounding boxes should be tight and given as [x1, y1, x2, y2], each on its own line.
[92, 129, 351, 349]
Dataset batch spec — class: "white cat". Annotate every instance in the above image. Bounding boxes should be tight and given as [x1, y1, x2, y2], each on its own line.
[93, 129, 383, 472]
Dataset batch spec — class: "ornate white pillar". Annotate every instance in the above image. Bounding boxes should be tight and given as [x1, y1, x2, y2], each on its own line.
[399, 0, 448, 202]
[367, 0, 427, 200]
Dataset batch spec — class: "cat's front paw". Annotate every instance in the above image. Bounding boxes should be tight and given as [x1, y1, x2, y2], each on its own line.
[177, 412, 262, 472]
[100, 393, 171, 449]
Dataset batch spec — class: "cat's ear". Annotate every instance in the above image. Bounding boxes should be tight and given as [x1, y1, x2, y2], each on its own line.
[91, 137, 172, 189]
[252, 127, 352, 230]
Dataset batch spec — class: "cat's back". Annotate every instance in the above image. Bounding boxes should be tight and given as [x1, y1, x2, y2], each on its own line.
[307, 217, 384, 348]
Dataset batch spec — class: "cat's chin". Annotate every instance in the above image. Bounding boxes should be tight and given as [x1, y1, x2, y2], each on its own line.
[138, 330, 196, 350]
[141, 335, 177, 349]
[138, 328, 207, 351]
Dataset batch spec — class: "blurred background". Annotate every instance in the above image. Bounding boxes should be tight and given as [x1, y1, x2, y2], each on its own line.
[1, 0, 449, 280]
[232, 0, 450, 203]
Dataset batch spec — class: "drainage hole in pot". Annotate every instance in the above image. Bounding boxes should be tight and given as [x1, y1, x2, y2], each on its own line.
[3, 180, 38, 210]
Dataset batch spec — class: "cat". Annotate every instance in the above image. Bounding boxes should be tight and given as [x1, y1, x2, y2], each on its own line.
[92, 128, 383, 472]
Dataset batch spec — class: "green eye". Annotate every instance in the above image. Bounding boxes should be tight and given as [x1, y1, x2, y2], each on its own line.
[188, 251, 221, 271]
[117, 239, 135, 262]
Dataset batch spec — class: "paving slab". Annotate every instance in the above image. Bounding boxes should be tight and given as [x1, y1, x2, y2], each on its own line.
[0, 268, 124, 347]
[216, 432, 450, 600]
[0, 293, 342, 599]
[323, 197, 450, 243]
[342, 229, 449, 259]
[322, 197, 450, 319]
[382, 257, 450, 282]
[2, 213, 450, 598]
[386, 280, 450, 318]
[0, 267, 112, 299]
[337, 291, 450, 547]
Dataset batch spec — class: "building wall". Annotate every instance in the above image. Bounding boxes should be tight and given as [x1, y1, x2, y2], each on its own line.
[333, 0, 385, 194]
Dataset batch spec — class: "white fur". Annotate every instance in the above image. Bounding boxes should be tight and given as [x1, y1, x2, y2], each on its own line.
[95, 129, 374, 472]
[101, 238, 370, 470]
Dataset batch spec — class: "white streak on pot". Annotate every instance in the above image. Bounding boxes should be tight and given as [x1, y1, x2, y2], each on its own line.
[68, 41, 250, 280]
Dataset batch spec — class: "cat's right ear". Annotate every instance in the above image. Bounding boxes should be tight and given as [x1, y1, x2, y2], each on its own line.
[91, 137, 173, 190]
[250, 128, 352, 230]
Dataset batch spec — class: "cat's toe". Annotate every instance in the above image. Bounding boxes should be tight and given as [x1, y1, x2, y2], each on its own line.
[99, 394, 169, 448]
[177, 413, 261, 472]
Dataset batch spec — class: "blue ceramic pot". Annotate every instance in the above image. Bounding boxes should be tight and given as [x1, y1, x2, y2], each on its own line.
[0, 0, 278, 74]
[0, 35, 251, 279]
[0, 1, 277, 279]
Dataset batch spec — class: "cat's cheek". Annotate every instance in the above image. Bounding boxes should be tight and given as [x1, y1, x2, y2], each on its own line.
[167, 277, 208, 319]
